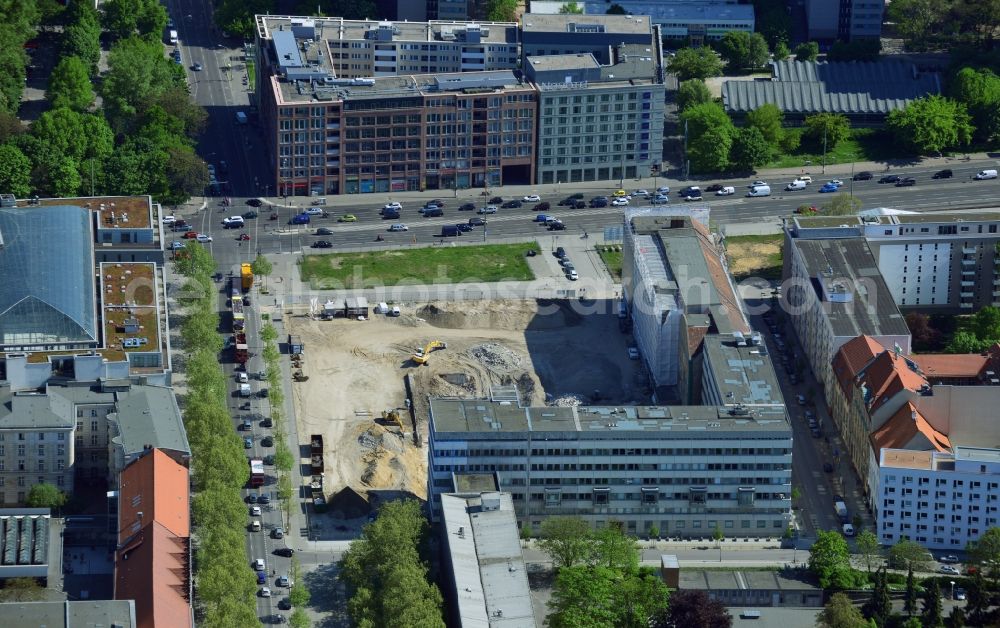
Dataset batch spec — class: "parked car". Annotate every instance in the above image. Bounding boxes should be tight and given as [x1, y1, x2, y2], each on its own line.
[261, 436, 274, 447]
[939, 565, 960, 575]
[879, 174, 900, 184]
[590, 198, 608, 208]
[383, 201, 402, 211]
[548, 221, 566, 230]
[932, 169, 953, 179]
[572, 200, 586, 209]
[939, 554, 960, 563]
[554, 247, 566, 258]
[243, 436, 253, 448]
[170, 241, 184, 250]
[455, 223, 473, 232]
[684, 194, 703, 201]
[678, 186, 701, 197]
[245, 198, 263, 207]
[656, 186, 670, 194]
[633, 188, 650, 197]
[243, 211, 258, 219]
[567, 270, 579, 280]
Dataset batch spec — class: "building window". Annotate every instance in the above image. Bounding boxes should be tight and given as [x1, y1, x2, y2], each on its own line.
[689, 487, 707, 505]
[593, 488, 610, 505]
[641, 487, 659, 505]
[738, 487, 755, 506]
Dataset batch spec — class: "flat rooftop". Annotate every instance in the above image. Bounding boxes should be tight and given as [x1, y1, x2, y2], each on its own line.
[258, 16, 519, 45]
[521, 13, 652, 35]
[440, 493, 536, 628]
[880, 449, 935, 470]
[31, 195, 152, 229]
[526, 1, 753, 23]
[430, 399, 790, 435]
[792, 238, 909, 339]
[793, 211, 1000, 231]
[527, 45, 660, 86]
[679, 569, 820, 592]
[101, 262, 161, 359]
[703, 335, 785, 407]
[955, 446, 1000, 464]
[453, 473, 500, 493]
[275, 69, 528, 104]
[0, 600, 136, 627]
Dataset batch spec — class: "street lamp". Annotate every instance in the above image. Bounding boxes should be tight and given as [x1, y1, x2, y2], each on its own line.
[951, 580, 955, 601]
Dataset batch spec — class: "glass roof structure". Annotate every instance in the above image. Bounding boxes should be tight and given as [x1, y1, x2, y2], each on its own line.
[0, 205, 97, 349]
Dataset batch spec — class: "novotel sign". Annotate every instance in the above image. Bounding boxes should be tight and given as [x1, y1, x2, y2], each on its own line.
[539, 81, 589, 90]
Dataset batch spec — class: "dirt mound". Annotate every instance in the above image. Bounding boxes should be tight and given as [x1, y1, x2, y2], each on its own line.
[469, 342, 524, 372]
[416, 300, 567, 331]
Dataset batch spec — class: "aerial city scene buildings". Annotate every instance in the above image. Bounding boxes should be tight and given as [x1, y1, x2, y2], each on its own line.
[0, 0, 999, 625]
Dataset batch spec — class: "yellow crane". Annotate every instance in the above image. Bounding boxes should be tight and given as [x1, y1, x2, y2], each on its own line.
[412, 340, 446, 365]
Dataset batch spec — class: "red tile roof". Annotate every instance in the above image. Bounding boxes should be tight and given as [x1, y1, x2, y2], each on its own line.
[911, 353, 990, 380]
[870, 402, 951, 454]
[857, 350, 928, 413]
[691, 220, 750, 335]
[832, 336, 886, 399]
[115, 449, 191, 628]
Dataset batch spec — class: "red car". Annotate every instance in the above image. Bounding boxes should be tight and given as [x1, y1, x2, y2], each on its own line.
[238, 233, 251, 241]
[183, 231, 198, 239]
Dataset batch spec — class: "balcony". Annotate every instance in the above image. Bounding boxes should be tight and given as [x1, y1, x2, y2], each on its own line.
[963, 247, 977, 255]
[961, 280, 975, 287]
[962, 258, 977, 266]
[960, 302, 973, 309]
[962, 268, 976, 276]
[326, 123, 340, 130]
[961, 291, 974, 298]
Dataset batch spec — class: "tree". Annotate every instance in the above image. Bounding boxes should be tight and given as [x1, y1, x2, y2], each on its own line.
[558, 1, 583, 13]
[964, 568, 990, 624]
[547, 566, 620, 628]
[102, 36, 181, 126]
[718, 31, 770, 72]
[746, 103, 785, 148]
[26, 482, 67, 510]
[950, 67, 1000, 144]
[0, 144, 32, 198]
[606, 3, 627, 14]
[537, 516, 593, 569]
[689, 127, 734, 173]
[809, 530, 858, 590]
[887, 0, 945, 50]
[948, 330, 988, 354]
[753, 0, 792, 48]
[652, 589, 731, 628]
[667, 47, 724, 81]
[485, 0, 518, 21]
[889, 539, 932, 573]
[906, 312, 943, 350]
[251, 255, 273, 292]
[163, 146, 209, 204]
[854, 530, 882, 576]
[822, 193, 862, 216]
[288, 608, 310, 628]
[862, 568, 892, 627]
[794, 41, 819, 61]
[828, 40, 881, 62]
[966, 526, 1000, 583]
[887, 95, 974, 155]
[901, 617, 923, 628]
[676, 79, 712, 112]
[817, 592, 866, 628]
[773, 40, 790, 61]
[970, 307, 1000, 346]
[945, 606, 965, 628]
[903, 568, 918, 617]
[590, 525, 639, 571]
[47, 56, 94, 112]
[0, 577, 45, 602]
[681, 101, 734, 139]
[729, 127, 771, 171]
[922, 578, 943, 628]
[803, 113, 851, 151]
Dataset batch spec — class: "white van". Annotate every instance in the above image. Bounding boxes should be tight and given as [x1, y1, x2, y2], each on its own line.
[747, 185, 771, 197]
[974, 169, 998, 180]
[785, 180, 807, 191]
[715, 186, 735, 196]
[796, 174, 812, 184]
[250, 520, 262, 532]
[168, 30, 178, 45]
[842, 523, 855, 536]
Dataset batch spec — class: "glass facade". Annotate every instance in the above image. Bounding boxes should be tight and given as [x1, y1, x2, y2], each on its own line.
[0, 205, 97, 349]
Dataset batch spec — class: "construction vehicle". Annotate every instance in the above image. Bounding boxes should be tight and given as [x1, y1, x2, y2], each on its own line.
[380, 409, 403, 430]
[311, 475, 327, 513]
[310, 435, 324, 473]
[412, 340, 446, 365]
[289, 334, 303, 354]
[292, 370, 309, 382]
[241, 262, 254, 291]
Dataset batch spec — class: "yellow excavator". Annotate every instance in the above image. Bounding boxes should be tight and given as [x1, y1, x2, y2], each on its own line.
[412, 340, 446, 365]
[380, 409, 403, 430]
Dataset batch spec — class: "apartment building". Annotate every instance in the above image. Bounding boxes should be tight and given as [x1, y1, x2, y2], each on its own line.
[701, 334, 783, 409]
[428, 399, 793, 537]
[525, 39, 665, 186]
[256, 17, 519, 79]
[790, 213, 1000, 313]
[526, 2, 755, 44]
[877, 447, 1000, 550]
[782, 230, 911, 408]
[0, 390, 74, 502]
[623, 209, 750, 403]
[804, 0, 884, 41]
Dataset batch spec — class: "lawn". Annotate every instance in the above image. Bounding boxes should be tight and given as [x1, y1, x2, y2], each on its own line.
[597, 245, 623, 281]
[299, 242, 540, 289]
[724, 234, 783, 280]
[765, 128, 909, 170]
[246, 60, 256, 91]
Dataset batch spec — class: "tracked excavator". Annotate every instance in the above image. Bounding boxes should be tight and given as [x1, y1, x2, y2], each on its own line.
[412, 340, 446, 365]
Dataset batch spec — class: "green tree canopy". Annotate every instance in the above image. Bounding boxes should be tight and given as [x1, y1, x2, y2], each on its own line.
[651, 589, 731, 628]
[47, 56, 94, 111]
[793, 41, 819, 61]
[729, 127, 771, 171]
[773, 40, 790, 61]
[102, 36, 182, 127]
[214, 0, 277, 38]
[966, 526, 1000, 583]
[887, 95, 974, 154]
[745, 103, 785, 148]
[817, 592, 866, 628]
[0, 144, 32, 197]
[718, 31, 770, 72]
[485, 0, 518, 21]
[26, 483, 67, 509]
[950, 67, 1000, 143]
[537, 516, 594, 569]
[822, 192, 862, 216]
[681, 101, 734, 140]
[854, 530, 882, 575]
[921, 578, 943, 627]
[559, 1, 583, 13]
[904, 568, 918, 617]
[689, 127, 733, 173]
[861, 568, 892, 627]
[803, 113, 851, 150]
[667, 47, 724, 81]
[809, 530, 861, 590]
[551, 565, 669, 628]
[888, 539, 932, 572]
[606, 3, 627, 14]
[753, 0, 792, 48]
[676, 79, 712, 112]
[102, 0, 167, 41]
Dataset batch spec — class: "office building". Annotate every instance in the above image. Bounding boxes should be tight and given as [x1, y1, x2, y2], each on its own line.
[877, 447, 1000, 550]
[782, 231, 911, 408]
[255, 16, 519, 81]
[678, 569, 823, 607]
[0, 508, 55, 581]
[701, 334, 784, 409]
[428, 399, 793, 537]
[525, 38, 665, 186]
[521, 14, 658, 64]
[622, 209, 750, 402]
[439, 492, 536, 628]
[804, 0, 884, 41]
[526, 2, 755, 44]
[789, 213, 1000, 313]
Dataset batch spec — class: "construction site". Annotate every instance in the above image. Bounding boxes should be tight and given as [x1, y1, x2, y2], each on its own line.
[285, 298, 649, 523]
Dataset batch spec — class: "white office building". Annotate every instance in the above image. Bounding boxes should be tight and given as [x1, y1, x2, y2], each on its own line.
[428, 399, 793, 538]
[877, 447, 1000, 550]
